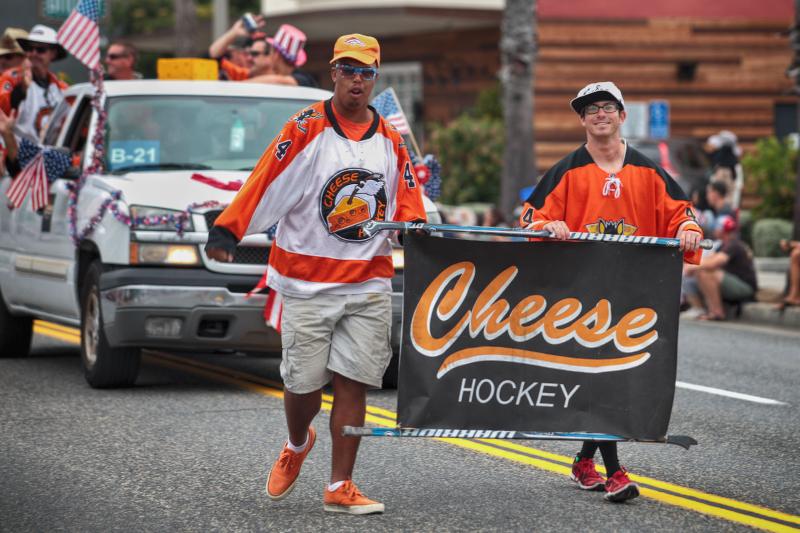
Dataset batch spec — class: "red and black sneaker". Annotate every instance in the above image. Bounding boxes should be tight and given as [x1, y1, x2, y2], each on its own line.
[570, 456, 605, 491]
[604, 467, 639, 502]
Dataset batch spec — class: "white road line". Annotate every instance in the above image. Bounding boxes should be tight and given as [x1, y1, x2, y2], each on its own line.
[676, 381, 788, 406]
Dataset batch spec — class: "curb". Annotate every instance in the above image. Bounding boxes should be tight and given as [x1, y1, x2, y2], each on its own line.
[740, 302, 800, 330]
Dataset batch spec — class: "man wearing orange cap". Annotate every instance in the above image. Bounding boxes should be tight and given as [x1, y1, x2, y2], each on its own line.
[205, 33, 425, 514]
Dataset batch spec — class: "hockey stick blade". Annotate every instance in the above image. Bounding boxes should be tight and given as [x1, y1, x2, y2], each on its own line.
[343, 426, 696, 448]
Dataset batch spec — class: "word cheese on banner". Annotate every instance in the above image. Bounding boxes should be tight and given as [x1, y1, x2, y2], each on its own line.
[397, 236, 683, 440]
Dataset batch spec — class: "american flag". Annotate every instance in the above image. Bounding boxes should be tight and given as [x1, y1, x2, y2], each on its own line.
[248, 269, 283, 332]
[6, 139, 70, 211]
[371, 88, 411, 135]
[57, 0, 102, 69]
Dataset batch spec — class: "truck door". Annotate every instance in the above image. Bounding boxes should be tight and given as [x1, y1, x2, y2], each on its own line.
[15, 96, 91, 320]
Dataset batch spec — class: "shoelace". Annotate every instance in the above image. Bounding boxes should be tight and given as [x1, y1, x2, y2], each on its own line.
[342, 481, 364, 501]
[277, 448, 300, 472]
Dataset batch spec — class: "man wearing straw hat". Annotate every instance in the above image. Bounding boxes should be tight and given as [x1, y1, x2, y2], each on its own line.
[519, 81, 703, 503]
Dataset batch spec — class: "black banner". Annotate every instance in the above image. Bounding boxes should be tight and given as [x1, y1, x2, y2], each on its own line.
[397, 235, 683, 440]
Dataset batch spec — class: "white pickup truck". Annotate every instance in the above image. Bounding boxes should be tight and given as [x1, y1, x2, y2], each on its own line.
[0, 80, 437, 388]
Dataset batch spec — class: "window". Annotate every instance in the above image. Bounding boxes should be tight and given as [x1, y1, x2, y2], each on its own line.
[374, 62, 423, 140]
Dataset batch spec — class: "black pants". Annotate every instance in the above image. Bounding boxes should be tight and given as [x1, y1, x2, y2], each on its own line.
[578, 440, 620, 476]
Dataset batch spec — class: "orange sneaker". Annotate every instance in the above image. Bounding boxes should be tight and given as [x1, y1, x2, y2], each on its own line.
[323, 480, 384, 515]
[265, 427, 316, 500]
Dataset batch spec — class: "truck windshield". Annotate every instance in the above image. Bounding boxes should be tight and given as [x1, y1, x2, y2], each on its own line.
[105, 95, 313, 172]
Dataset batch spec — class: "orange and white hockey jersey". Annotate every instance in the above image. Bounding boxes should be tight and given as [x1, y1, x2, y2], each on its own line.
[518, 143, 703, 264]
[209, 99, 426, 297]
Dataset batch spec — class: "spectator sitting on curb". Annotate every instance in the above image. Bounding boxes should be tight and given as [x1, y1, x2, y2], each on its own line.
[683, 215, 757, 321]
[702, 180, 734, 232]
[104, 41, 141, 81]
[778, 239, 800, 309]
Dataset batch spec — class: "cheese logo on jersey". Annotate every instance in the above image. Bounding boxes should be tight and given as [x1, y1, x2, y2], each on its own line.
[291, 108, 323, 133]
[320, 168, 387, 242]
[585, 218, 637, 236]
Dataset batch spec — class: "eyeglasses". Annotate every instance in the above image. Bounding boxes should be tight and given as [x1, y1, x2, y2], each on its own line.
[28, 45, 52, 55]
[584, 103, 619, 114]
[106, 53, 128, 60]
[334, 63, 378, 81]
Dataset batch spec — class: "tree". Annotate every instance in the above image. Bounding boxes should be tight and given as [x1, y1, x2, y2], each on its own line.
[174, 0, 198, 56]
[499, 0, 537, 221]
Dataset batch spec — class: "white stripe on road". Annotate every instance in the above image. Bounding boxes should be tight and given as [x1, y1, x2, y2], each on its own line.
[676, 381, 788, 406]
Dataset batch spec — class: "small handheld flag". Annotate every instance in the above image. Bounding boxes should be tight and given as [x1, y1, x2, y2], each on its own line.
[57, 0, 102, 69]
[371, 88, 411, 135]
[6, 139, 70, 211]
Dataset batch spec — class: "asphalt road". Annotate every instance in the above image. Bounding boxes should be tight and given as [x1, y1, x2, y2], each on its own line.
[1, 320, 798, 532]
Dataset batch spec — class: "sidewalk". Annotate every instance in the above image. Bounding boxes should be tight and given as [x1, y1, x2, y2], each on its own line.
[738, 257, 800, 329]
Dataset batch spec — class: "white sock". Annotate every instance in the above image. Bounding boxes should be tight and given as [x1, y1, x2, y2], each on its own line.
[327, 480, 346, 492]
[286, 433, 308, 453]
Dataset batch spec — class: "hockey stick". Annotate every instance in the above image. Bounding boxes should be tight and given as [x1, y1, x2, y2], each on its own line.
[362, 221, 714, 250]
[342, 426, 697, 450]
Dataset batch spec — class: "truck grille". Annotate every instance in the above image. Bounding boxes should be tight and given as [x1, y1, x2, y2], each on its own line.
[234, 246, 270, 264]
[202, 209, 270, 265]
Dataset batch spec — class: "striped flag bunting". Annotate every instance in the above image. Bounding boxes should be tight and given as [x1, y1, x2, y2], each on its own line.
[6, 139, 70, 211]
[57, 0, 102, 69]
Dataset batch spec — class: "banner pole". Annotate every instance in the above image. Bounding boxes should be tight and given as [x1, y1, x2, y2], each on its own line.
[343, 426, 697, 450]
[362, 221, 714, 250]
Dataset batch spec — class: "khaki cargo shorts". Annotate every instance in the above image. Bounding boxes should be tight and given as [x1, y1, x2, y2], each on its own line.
[279, 292, 392, 394]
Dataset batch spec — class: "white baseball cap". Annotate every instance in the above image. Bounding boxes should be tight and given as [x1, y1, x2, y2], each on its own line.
[17, 24, 67, 60]
[570, 81, 625, 114]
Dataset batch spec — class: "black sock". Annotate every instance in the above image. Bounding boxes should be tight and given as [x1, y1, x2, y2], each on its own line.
[578, 440, 599, 460]
[598, 442, 621, 476]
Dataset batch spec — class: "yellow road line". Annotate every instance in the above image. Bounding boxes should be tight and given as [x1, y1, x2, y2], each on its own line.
[33, 323, 80, 344]
[36, 323, 800, 531]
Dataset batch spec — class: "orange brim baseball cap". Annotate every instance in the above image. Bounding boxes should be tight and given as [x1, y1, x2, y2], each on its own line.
[330, 34, 380, 67]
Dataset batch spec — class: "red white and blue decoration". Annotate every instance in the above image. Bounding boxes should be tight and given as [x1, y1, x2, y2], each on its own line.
[371, 88, 411, 135]
[6, 138, 70, 211]
[57, 0, 102, 69]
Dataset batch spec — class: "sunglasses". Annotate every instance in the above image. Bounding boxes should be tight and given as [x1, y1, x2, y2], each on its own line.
[248, 43, 272, 58]
[333, 63, 378, 81]
[28, 45, 52, 54]
[106, 53, 128, 60]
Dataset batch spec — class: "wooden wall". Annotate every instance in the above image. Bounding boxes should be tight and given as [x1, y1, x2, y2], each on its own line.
[303, 17, 795, 172]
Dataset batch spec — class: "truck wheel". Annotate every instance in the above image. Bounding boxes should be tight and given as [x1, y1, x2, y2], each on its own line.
[0, 289, 33, 357]
[80, 261, 140, 388]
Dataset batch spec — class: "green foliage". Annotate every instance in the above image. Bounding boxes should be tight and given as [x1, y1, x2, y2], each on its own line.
[428, 113, 504, 205]
[742, 136, 797, 221]
[427, 86, 505, 205]
[473, 83, 503, 120]
[752, 218, 793, 257]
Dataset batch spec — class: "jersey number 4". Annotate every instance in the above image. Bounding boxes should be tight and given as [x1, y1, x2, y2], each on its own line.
[403, 162, 416, 189]
[275, 139, 292, 161]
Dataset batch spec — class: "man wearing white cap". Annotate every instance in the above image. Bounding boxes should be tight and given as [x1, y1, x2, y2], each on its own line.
[3, 25, 67, 141]
[519, 82, 703, 502]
